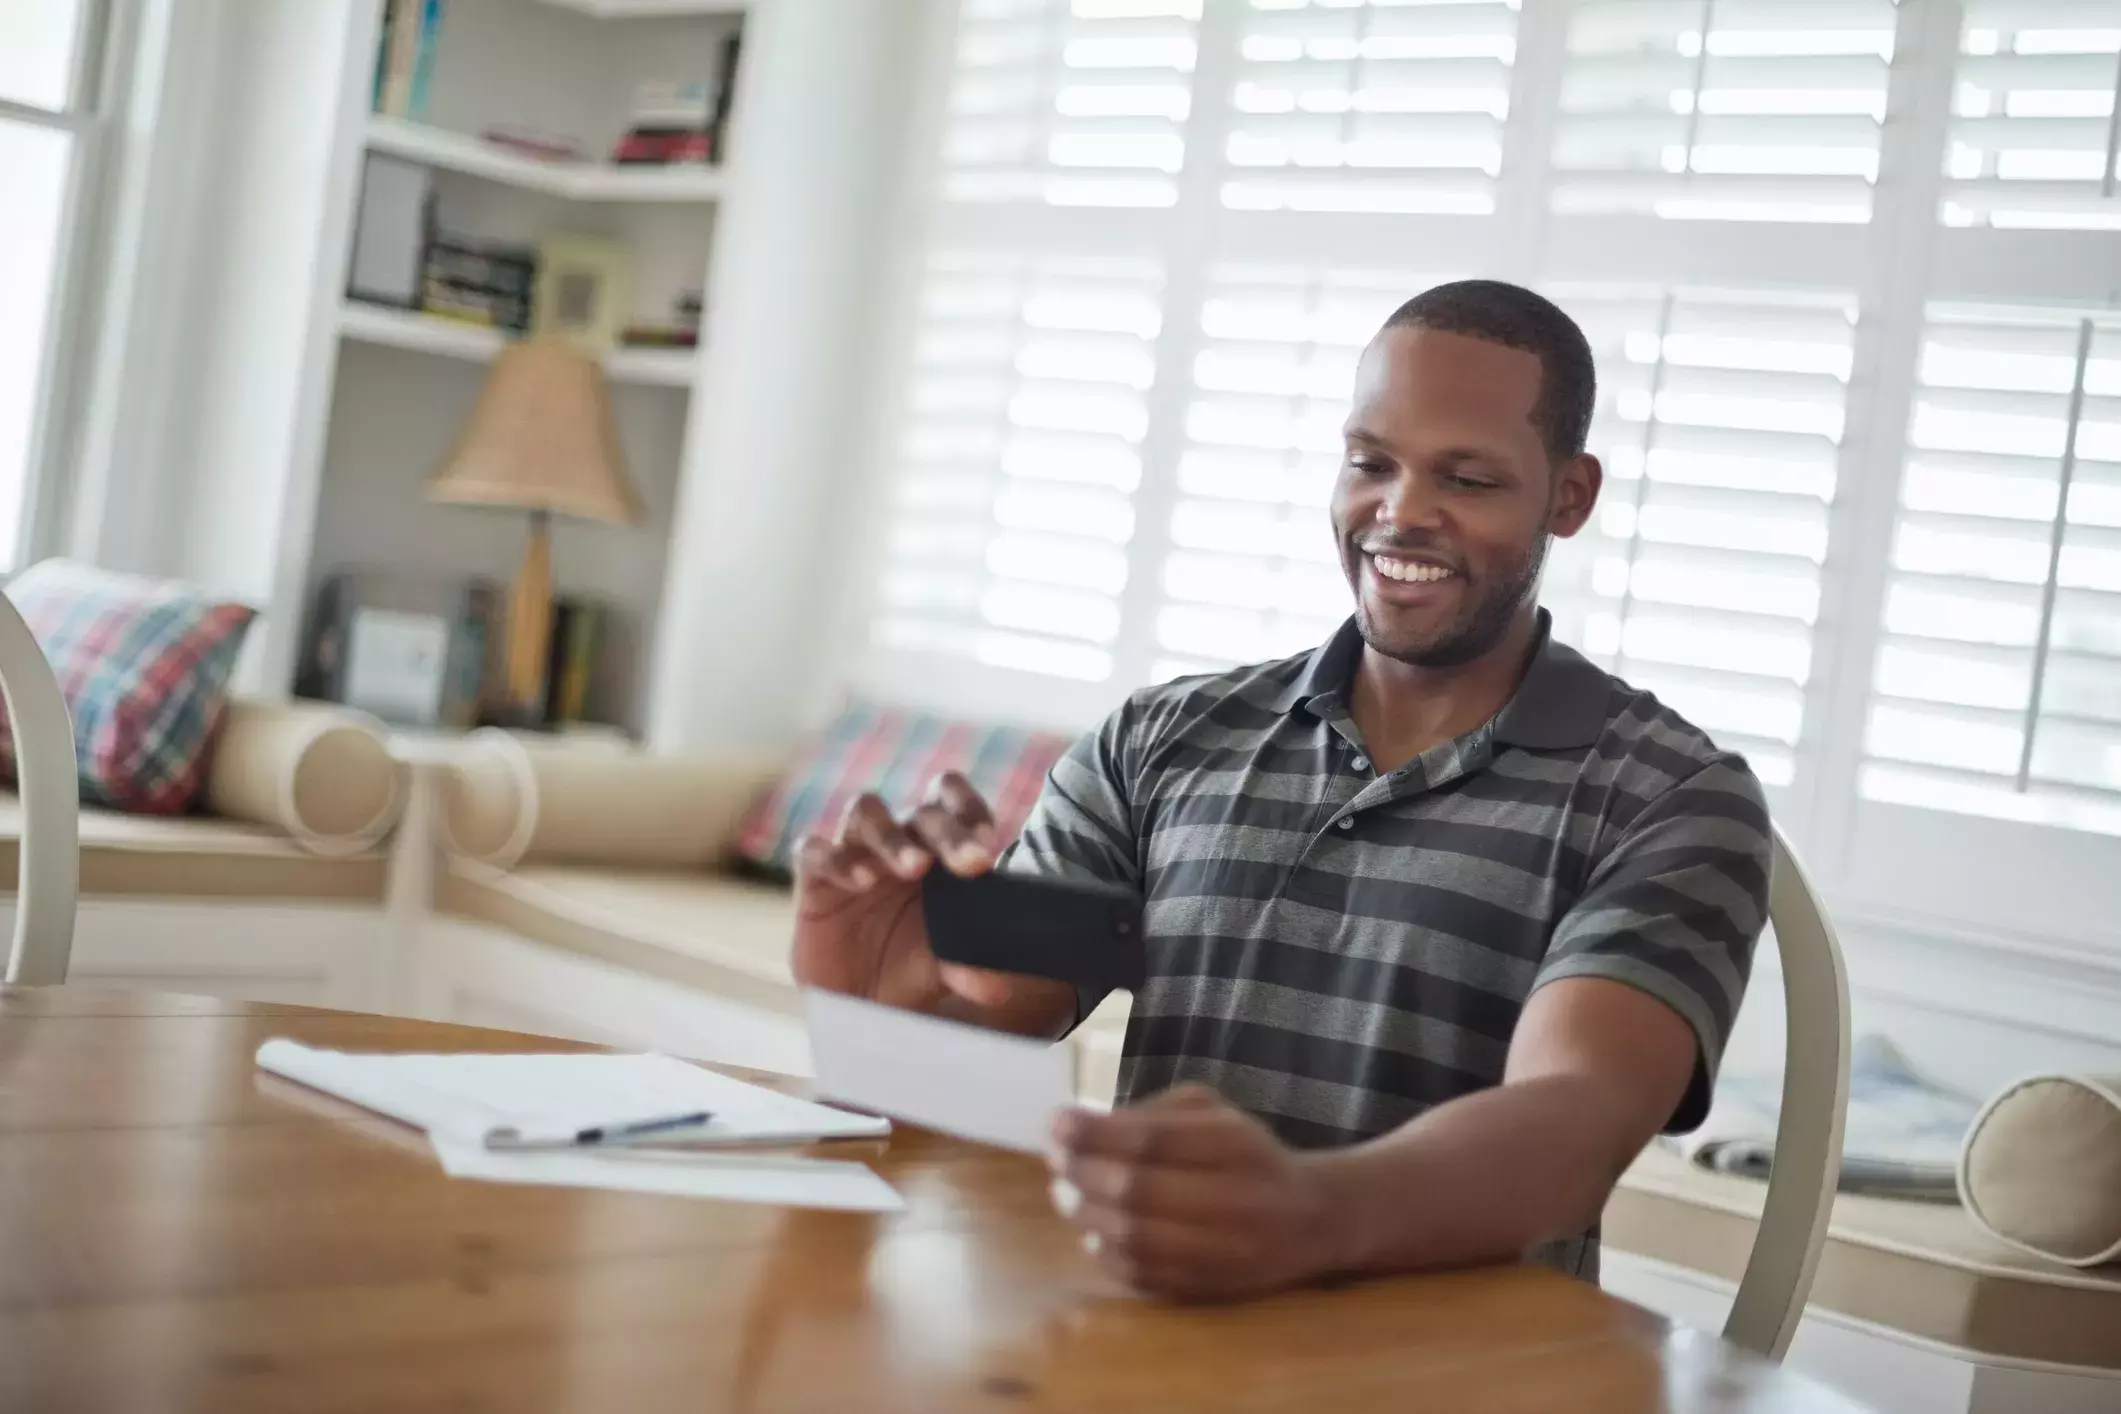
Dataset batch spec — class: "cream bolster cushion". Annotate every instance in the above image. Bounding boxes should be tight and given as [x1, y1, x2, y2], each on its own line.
[1958, 1072, 2121, 1269]
[441, 728, 782, 871]
[201, 700, 404, 857]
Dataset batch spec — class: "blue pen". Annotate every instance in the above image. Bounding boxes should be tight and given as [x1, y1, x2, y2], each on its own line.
[482, 1110, 715, 1151]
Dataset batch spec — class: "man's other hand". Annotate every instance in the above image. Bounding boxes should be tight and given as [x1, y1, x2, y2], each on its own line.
[1047, 1084, 1341, 1302]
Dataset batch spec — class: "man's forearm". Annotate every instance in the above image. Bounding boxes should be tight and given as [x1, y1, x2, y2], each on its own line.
[1303, 1074, 1650, 1277]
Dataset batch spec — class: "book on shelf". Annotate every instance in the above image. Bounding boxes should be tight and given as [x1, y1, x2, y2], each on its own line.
[610, 30, 745, 167]
[447, 581, 502, 730]
[709, 31, 742, 158]
[543, 598, 607, 728]
[300, 576, 615, 733]
[410, 0, 445, 118]
[420, 234, 536, 332]
[375, 0, 445, 120]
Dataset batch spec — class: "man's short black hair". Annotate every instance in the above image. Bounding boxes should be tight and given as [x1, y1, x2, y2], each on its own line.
[1381, 279, 1596, 464]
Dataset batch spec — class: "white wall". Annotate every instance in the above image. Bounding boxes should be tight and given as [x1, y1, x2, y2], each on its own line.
[1722, 922, 2121, 1112]
[645, 0, 929, 755]
[123, 0, 375, 695]
[65, 0, 237, 575]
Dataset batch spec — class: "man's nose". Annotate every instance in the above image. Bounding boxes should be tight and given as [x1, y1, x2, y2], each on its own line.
[1378, 469, 1444, 532]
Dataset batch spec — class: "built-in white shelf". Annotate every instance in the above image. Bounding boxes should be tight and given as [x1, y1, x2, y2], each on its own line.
[366, 115, 725, 203]
[531, 0, 749, 15]
[338, 301, 696, 388]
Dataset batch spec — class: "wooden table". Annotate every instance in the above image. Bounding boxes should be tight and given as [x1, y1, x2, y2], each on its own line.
[0, 987, 1868, 1413]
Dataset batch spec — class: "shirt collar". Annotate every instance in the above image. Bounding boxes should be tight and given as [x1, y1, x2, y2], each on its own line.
[1268, 609, 1610, 751]
[1267, 617, 1365, 716]
[1493, 615, 1612, 750]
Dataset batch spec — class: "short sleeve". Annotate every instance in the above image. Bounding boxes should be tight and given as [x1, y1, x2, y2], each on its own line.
[996, 701, 1143, 1025]
[1530, 755, 1771, 1133]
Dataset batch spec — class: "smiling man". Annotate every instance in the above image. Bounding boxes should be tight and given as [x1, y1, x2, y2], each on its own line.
[794, 279, 1770, 1299]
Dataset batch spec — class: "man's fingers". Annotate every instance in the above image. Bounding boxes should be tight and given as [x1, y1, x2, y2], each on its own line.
[1060, 1152, 1263, 1226]
[929, 772, 1000, 850]
[1051, 1101, 1266, 1170]
[1074, 1199, 1256, 1279]
[911, 772, 1001, 874]
[910, 800, 990, 876]
[841, 794, 929, 881]
[795, 836, 880, 893]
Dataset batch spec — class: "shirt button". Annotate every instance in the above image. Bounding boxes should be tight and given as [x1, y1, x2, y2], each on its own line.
[1351, 755, 1370, 771]
[1336, 816, 1355, 830]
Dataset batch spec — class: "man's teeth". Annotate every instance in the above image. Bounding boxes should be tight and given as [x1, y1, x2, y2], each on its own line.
[1372, 556, 1454, 584]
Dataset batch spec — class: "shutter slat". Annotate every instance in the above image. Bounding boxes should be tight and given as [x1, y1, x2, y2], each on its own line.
[944, 2, 1202, 211]
[1222, 1, 1522, 215]
[1962, 0, 2121, 24]
[871, 246, 1165, 685]
[1862, 304, 2121, 824]
[1552, 0, 1896, 224]
[1942, 18, 2121, 228]
[1546, 284, 1852, 753]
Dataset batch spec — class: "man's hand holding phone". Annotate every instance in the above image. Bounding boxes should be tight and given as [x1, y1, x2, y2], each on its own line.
[791, 773, 1080, 1039]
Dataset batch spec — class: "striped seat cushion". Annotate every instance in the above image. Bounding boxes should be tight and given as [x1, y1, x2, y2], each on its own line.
[734, 702, 1071, 877]
[1, 560, 256, 815]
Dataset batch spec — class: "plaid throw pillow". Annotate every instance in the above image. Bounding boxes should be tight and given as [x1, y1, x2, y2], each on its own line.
[734, 702, 1072, 878]
[1, 560, 257, 815]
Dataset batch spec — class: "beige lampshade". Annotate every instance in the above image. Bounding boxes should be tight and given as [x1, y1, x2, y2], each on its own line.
[428, 337, 641, 526]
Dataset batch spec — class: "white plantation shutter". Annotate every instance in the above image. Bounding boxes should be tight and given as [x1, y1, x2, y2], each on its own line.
[1542, 287, 1853, 787]
[869, 0, 1209, 698]
[863, 0, 2121, 951]
[943, 0, 1202, 209]
[1861, 305, 2121, 836]
[1551, 0, 1899, 223]
[1222, 0, 1521, 216]
[1152, 265, 1455, 681]
[870, 251, 1165, 685]
[1941, 2, 2121, 230]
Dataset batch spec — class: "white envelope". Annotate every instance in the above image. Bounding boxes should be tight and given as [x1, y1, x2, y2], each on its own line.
[803, 990, 1075, 1154]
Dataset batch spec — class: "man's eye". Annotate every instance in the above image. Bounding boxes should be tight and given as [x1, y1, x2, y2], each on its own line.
[1347, 457, 1389, 476]
[1445, 472, 1497, 491]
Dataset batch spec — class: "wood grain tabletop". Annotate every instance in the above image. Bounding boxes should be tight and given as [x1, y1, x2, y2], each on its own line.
[0, 986, 1871, 1413]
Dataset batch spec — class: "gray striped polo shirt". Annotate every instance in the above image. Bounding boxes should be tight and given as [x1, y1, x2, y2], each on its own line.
[1002, 611, 1770, 1279]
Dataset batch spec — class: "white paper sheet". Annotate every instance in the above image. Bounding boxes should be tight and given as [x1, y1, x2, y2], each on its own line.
[254, 1040, 891, 1147]
[803, 990, 1074, 1154]
[430, 1135, 906, 1212]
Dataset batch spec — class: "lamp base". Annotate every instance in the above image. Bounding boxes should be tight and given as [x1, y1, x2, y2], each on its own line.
[503, 510, 554, 714]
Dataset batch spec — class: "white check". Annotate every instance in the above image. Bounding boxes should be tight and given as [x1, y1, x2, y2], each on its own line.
[803, 990, 1075, 1154]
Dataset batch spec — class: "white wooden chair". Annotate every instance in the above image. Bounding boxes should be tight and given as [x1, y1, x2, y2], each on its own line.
[1720, 824, 1852, 1360]
[0, 591, 77, 985]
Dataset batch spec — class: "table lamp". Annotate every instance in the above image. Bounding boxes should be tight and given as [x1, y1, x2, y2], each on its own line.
[428, 337, 640, 723]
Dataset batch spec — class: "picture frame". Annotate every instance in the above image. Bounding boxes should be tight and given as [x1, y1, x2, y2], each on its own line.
[531, 235, 631, 351]
[344, 606, 452, 727]
[346, 154, 433, 308]
[298, 571, 499, 729]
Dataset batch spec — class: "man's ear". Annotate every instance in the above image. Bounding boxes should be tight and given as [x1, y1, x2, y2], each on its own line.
[1547, 453, 1602, 539]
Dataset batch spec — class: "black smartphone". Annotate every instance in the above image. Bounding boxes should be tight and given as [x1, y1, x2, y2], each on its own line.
[921, 869, 1146, 993]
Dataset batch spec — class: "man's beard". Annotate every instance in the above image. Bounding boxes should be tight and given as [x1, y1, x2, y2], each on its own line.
[1351, 532, 1547, 669]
